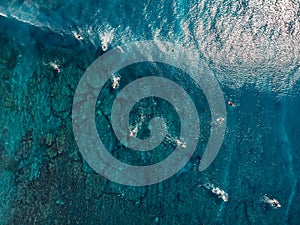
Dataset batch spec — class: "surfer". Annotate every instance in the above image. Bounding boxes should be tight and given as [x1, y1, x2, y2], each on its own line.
[262, 195, 281, 209]
[130, 126, 138, 137]
[73, 31, 84, 41]
[202, 183, 228, 202]
[111, 76, 120, 89]
[49, 62, 60, 73]
[76, 34, 84, 40]
[227, 101, 235, 107]
[102, 44, 108, 51]
[176, 139, 186, 148]
[217, 117, 225, 123]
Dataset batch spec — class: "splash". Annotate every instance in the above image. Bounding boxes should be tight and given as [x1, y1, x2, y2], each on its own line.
[99, 28, 114, 51]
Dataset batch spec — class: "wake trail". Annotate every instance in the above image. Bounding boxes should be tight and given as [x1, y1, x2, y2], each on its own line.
[281, 106, 297, 223]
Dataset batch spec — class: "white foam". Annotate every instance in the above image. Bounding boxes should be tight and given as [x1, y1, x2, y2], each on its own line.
[10, 14, 42, 28]
[0, 12, 7, 17]
[190, 0, 300, 93]
[99, 28, 114, 51]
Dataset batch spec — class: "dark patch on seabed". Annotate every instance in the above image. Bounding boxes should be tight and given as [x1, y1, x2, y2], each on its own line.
[0, 7, 300, 225]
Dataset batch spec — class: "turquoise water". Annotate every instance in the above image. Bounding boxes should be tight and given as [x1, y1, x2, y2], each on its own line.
[0, 0, 300, 224]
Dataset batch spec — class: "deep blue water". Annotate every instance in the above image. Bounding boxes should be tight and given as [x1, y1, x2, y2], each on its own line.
[0, 0, 300, 224]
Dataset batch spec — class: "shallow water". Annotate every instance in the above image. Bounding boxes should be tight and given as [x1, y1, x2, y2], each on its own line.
[0, 0, 300, 224]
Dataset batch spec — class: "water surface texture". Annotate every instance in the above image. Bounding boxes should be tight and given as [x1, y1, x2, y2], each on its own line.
[0, 0, 300, 224]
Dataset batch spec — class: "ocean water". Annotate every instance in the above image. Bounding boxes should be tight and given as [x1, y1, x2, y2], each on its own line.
[0, 0, 300, 224]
